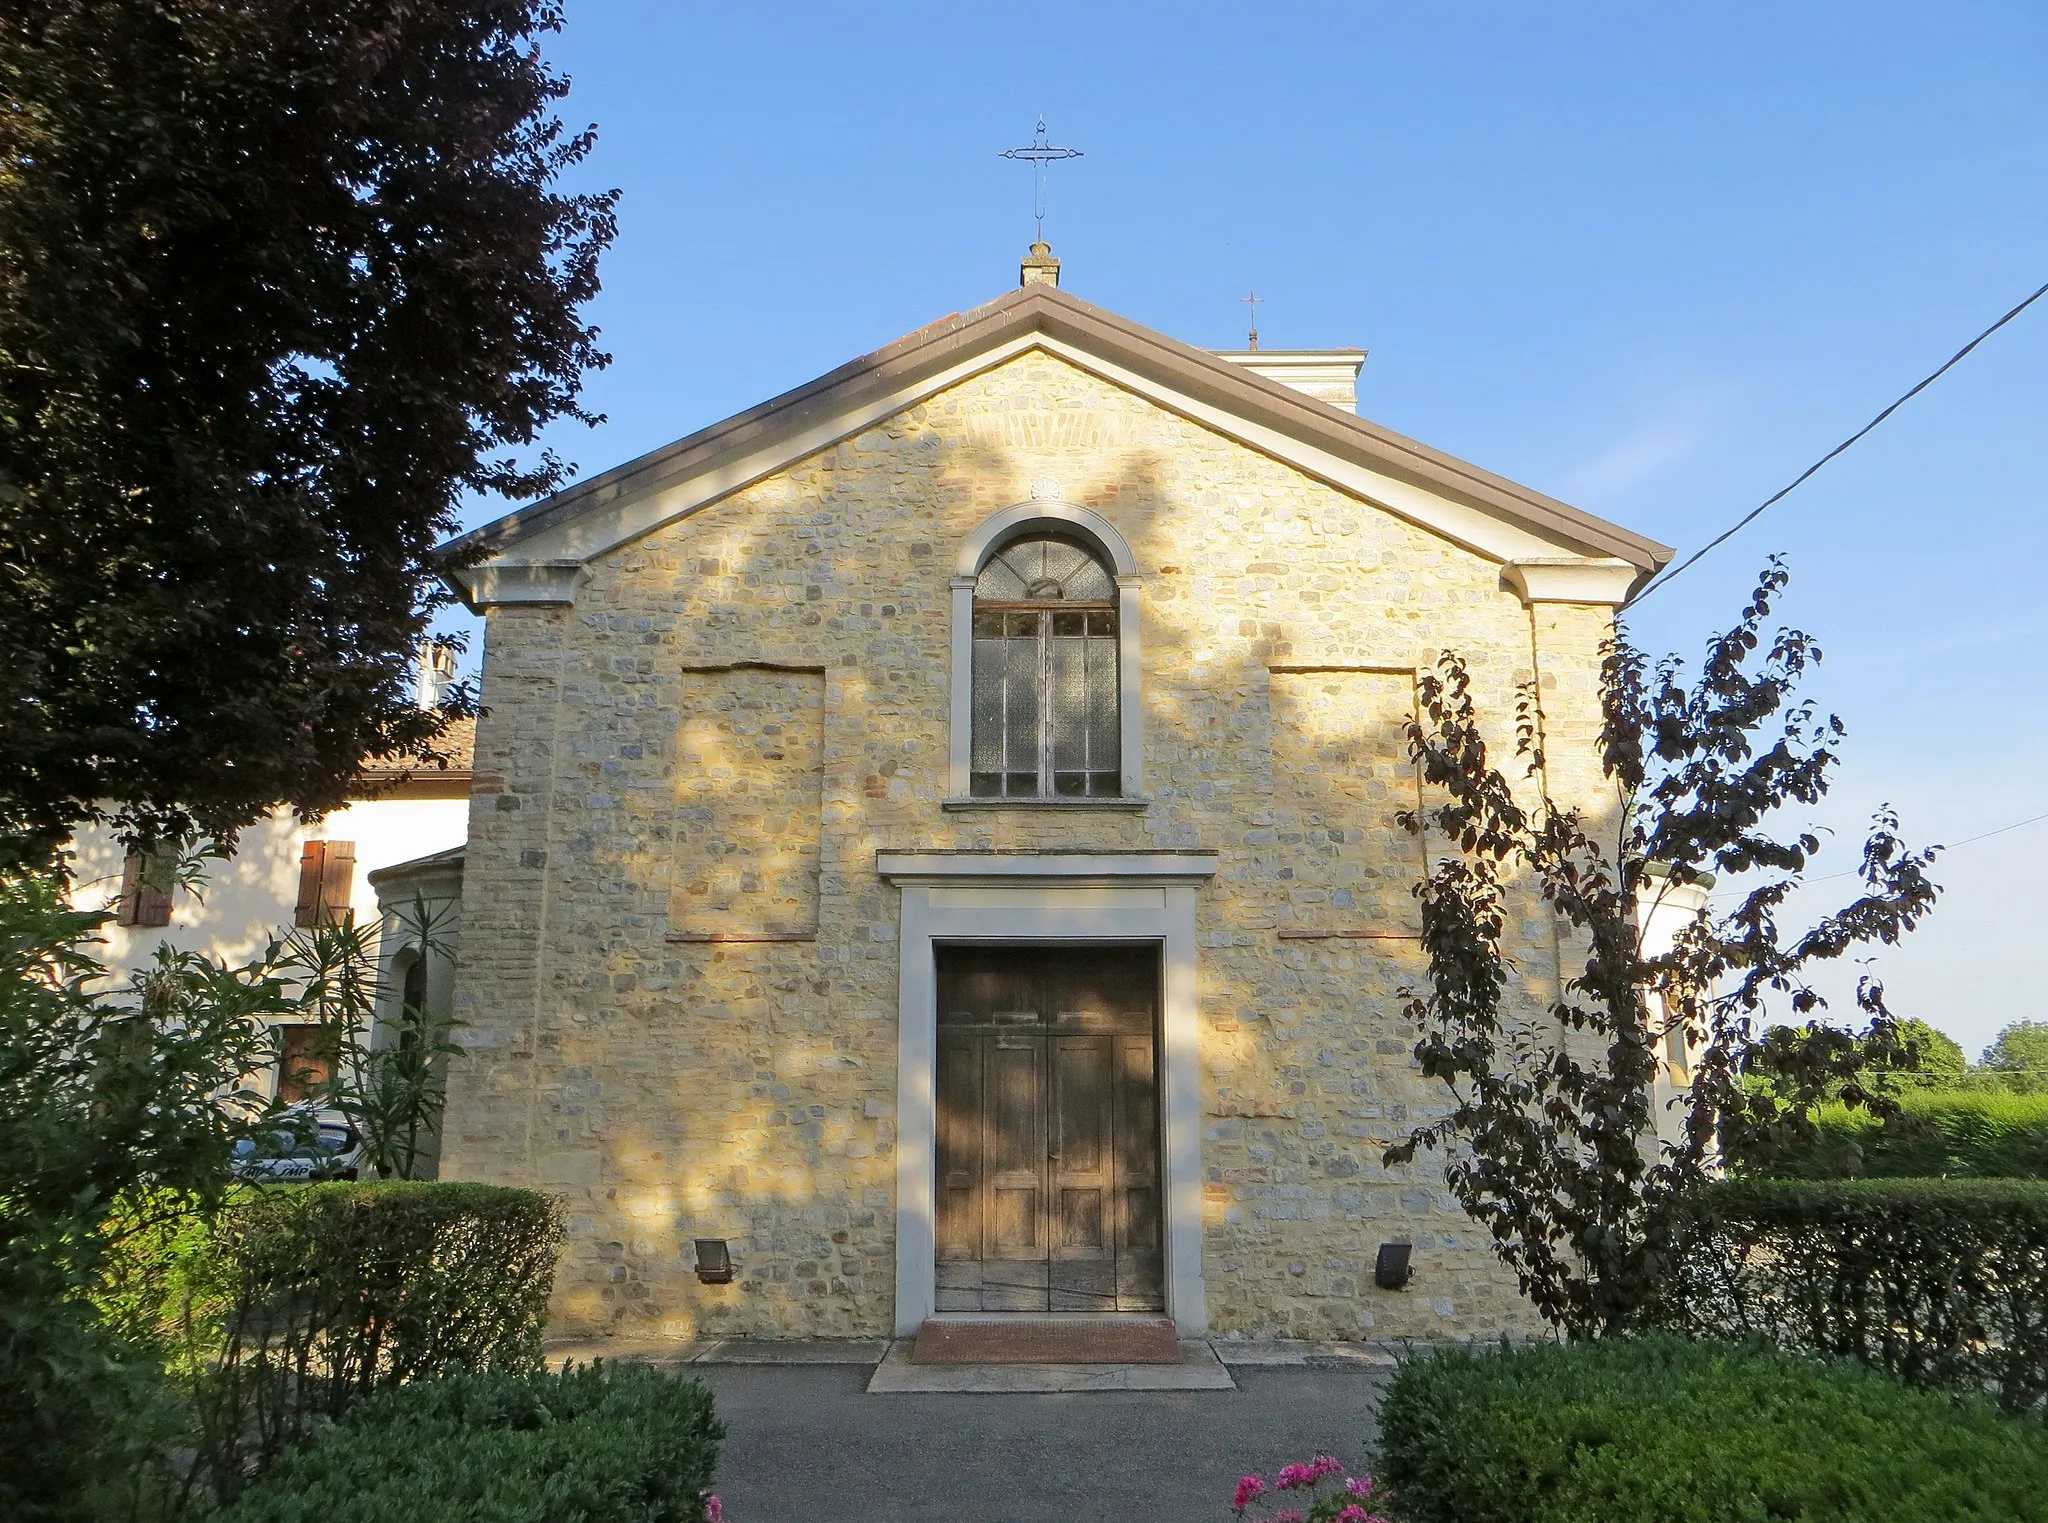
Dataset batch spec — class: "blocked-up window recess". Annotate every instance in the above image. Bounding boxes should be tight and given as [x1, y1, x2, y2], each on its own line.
[1267, 670, 1421, 938]
[669, 668, 825, 941]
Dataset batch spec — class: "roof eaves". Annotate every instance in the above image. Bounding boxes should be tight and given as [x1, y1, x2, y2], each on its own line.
[1022, 293, 1676, 570]
[442, 283, 1673, 578]
[441, 288, 1049, 565]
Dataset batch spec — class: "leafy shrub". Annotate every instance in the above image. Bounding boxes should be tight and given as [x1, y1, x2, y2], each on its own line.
[1980, 1019, 2048, 1079]
[1965, 1066, 2048, 1096]
[214, 1363, 721, 1523]
[1760, 1090, 2048, 1178]
[118, 1180, 562, 1501]
[1652, 1179, 2048, 1415]
[2, 858, 551, 1519]
[1375, 1337, 2048, 1523]
[1837, 1016, 1967, 1091]
[0, 863, 281, 1523]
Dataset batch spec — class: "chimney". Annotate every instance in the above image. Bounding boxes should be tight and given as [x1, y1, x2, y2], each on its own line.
[1020, 241, 1060, 288]
[1212, 348, 1368, 413]
[416, 641, 460, 710]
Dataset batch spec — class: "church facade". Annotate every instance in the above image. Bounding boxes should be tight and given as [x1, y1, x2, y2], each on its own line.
[435, 259, 1670, 1344]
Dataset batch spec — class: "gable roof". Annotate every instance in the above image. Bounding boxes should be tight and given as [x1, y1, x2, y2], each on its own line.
[443, 284, 1673, 601]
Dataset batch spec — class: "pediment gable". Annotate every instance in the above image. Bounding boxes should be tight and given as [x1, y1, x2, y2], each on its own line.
[443, 285, 1672, 609]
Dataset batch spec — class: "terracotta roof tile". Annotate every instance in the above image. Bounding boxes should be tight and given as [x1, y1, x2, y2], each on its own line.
[359, 713, 475, 779]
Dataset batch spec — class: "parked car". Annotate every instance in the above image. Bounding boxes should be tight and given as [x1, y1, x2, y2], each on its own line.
[230, 1104, 363, 1182]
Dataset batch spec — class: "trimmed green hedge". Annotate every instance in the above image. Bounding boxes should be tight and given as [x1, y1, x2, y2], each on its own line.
[215, 1180, 564, 1392]
[1653, 1178, 2048, 1415]
[1376, 1338, 2048, 1523]
[112, 1180, 563, 1500]
[214, 1364, 722, 1523]
[1762, 1091, 2048, 1178]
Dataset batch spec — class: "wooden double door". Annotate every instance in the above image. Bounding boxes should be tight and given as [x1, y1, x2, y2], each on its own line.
[934, 944, 1164, 1313]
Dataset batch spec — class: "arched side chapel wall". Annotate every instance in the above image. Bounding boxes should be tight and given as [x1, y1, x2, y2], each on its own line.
[441, 346, 1621, 1346]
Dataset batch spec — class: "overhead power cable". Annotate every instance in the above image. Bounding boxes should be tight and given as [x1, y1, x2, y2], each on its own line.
[1630, 276, 2048, 604]
[1939, 809, 2048, 853]
[1709, 807, 2048, 897]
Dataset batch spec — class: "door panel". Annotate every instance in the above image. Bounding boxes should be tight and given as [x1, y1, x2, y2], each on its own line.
[1115, 1033, 1165, 1309]
[1051, 1035, 1116, 1309]
[934, 945, 1163, 1314]
[935, 1036, 981, 1262]
[983, 1033, 1046, 1307]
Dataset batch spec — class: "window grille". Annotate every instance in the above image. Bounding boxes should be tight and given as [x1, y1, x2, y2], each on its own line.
[969, 535, 1120, 798]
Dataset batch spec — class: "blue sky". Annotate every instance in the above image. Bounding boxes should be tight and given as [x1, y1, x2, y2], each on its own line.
[463, 1, 2048, 1056]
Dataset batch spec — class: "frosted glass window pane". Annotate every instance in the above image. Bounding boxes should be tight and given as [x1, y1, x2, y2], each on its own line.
[974, 535, 1115, 602]
[1002, 629, 1040, 787]
[1036, 539, 1086, 586]
[971, 637, 1006, 773]
[1086, 635, 1120, 778]
[975, 556, 1028, 600]
[1062, 556, 1114, 602]
[1051, 635, 1084, 773]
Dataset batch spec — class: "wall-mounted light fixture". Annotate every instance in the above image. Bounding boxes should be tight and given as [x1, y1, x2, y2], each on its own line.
[1374, 1241, 1413, 1290]
[694, 1239, 734, 1285]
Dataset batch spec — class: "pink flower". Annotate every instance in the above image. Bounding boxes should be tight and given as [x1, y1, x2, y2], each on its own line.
[1233, 1475, 1267, 1512]
[1270, 1512, 1303, 1523]
[1277, 1455, 1346, 1490]
[1337, 1509, 1368, 1523]
[703, 1498, 723, 1523]
[1346, 1476, 1376, 1498]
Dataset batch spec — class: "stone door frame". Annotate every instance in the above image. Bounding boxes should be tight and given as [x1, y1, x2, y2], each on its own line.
[876, 850, 1218, 1337]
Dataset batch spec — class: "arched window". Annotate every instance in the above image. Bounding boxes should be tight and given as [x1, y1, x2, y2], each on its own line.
[970, 533, 1121, 798]
[397, 952, 429, 1051]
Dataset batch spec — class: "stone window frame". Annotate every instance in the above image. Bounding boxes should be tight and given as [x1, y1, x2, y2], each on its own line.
[947, 498, 1143, 806]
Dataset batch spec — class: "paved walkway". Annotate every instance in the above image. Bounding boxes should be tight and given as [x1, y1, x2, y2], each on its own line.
[686, 1360, 1394, 1523]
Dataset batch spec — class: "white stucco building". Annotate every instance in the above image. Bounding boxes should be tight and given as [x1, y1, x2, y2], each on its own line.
[68, 714, 473, 1105]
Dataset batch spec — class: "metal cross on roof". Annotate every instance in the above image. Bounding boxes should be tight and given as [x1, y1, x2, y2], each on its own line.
[1000, 117, 1084, 245]
[1242, 289, 1263, 351]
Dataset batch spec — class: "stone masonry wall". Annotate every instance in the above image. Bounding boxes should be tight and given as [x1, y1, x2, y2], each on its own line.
[440, 348, 1615, 1343]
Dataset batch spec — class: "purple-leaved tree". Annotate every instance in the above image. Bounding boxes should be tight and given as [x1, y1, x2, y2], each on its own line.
[1386, 560, 1942, 1336]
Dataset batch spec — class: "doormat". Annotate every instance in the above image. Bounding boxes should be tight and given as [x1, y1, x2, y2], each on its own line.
[910, 1319, 1181, 1365]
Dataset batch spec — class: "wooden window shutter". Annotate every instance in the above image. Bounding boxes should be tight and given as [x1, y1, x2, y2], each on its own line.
[117, 850, 143, 927]
[319, 841, 356, 924]
[118, 848, 172, 927]
[295, 842, 327, 927]
[135, 855, 173, 927]
[297, 840, 356, 927]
